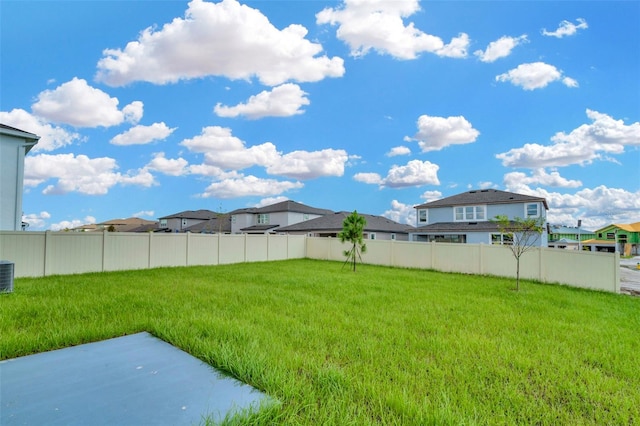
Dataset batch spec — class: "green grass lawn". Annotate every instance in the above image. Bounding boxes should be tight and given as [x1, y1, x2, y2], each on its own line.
[2, 259, 639, 425]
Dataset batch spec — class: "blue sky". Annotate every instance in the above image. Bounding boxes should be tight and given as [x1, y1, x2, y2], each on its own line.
[2, 0, 639, 231]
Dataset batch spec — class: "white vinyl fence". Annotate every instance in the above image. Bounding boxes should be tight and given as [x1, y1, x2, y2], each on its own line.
[0, 232, 619, 293]
[306, 238, 620, 293]
[0, 231, 306, 278]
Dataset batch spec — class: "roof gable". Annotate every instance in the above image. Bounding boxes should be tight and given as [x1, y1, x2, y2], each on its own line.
[158, 209, 218, 220]
[1, 123, 40, 153]
[415, 189, 548, 210]
[230, 200, 333, 216]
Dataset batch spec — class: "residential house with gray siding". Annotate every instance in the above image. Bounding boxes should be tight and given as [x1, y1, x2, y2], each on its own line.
[412, 189, 548, 246]
[158, 210, 219, 232]
[230, 200, 333, 234]
[0, 124, 40, 231]
[276, 211, 414, 241]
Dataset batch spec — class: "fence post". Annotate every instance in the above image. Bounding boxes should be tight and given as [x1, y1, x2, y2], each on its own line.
[613, 252, 620, 293]
[43, 230, 51, 277]
[186, 232, 191, 266]
[148, 232, 153, 269]
[102, 231, 107, 272]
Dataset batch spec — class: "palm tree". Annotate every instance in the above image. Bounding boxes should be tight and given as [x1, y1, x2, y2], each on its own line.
[339, 211, 367, 271]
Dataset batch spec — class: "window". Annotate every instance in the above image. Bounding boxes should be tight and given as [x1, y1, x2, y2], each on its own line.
[369, 233, 376, 240]
[454, 205, 485, 221]
[159, 219, 167, 228]
[606, 232, 615, 240]
[257, 214, 269, 225]
[526, 203, 540, 218]
[427, 234, 466, 243]
[418, 209, 427, 224]
[492, 234, 513, 245]
[391, 233, 396, 240]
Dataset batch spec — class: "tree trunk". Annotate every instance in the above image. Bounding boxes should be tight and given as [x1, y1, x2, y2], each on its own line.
[516, 256, 520, 291]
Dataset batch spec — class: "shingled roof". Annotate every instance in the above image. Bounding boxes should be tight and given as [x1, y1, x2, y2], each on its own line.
[415, 189, 548, 210]
[230, 200, 333, 216]
[158, 209, 218, 220]
[276, 211, 414, 234]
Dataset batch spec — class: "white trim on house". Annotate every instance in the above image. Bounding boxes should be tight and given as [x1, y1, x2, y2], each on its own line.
[453, 205, 487, 222]
[417, 209, 428, 226]
[525, 202, 541, 218]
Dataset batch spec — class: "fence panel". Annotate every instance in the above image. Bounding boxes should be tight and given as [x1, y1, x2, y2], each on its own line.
[46, 232, 104, 275]
[391, 241, 432, 269]
[539, 248, 617, 292]
[218, 235, 247, 265]
[0, 231, 46, 277]
[149, 233, 188, 268]
[186, 234, 219, 266]
[104, 232, 150, 272]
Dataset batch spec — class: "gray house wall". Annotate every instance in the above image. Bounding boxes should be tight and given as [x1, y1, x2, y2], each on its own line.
[415, 196, 548, 246]
[424, 201, 546, 225]
[0, 126, 39, 231]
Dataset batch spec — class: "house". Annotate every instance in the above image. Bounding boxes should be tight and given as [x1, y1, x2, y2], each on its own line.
[582, 222, 640, 255]
[182, 216, 231, 234]
[547, 225, 596, 250]
[0, 124, 40, 231]
[70, 218, 158, 232]
[276, 211, 414, 241]
[158, 210, 219, 232]
[412, 189, 548, 245]
[230, 200, 333, 234]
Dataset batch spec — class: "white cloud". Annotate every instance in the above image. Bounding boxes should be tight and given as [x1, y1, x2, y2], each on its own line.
[477, 181, 496, 190]
[474, 35, 527, 63]
[383, 199, 416, 225]
[254, 196, 290, 208]
[266, 148, 349, 179]
[0, 108, 81, 151]
[406, 114, 479, 152]
[22, 211, 51, 230]
[562, 77, 579, 88]
[503, 183, 640, 229]
[181, 126, 280, 170]
[31, 77, 143, 127]
[353, 172, 383, 185]
[419, 190, 443, 202]
[50, 216, 97, 232]
[317, 0, 469, 59]
[496, 109, 640, 168]
[496, 62, 577, 90]
[132, 210, 155, 218]
[435, 33, 470, 58]
[96, 0, 344, 87]
[386, 146, 411, 157]
[24, 153, 155, 195]
[504, 169, 582, 189]
[200, 175, 303, 198]
[181, 126, 349, 179]
[358, 159, 440, 188]
[542, 18, 588, 38]
[146, 152, 189, 176]
[214, 83, 310, 119]
[111, 122, 176, 145]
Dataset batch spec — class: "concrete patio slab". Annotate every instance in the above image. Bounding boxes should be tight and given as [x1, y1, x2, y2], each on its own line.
[1, 332, 273, 425]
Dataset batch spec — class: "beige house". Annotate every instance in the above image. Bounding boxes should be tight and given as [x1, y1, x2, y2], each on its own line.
[0, 124, 40, 231]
